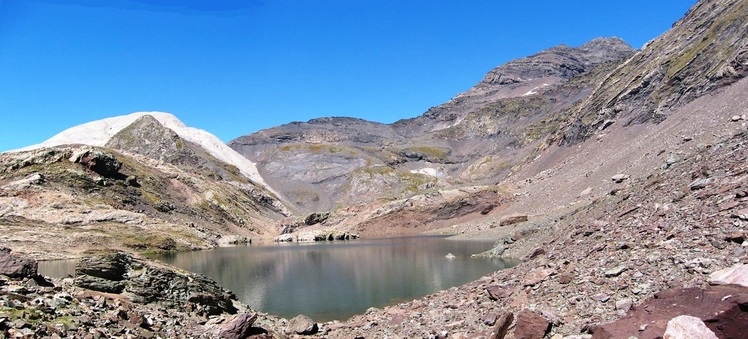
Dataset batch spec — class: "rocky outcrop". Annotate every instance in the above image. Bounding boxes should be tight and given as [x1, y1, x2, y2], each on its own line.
[0, 247, 37, 278]
[499, 213, 528, 226]
[74, 252, 237, 316]
[558, 0, 748, 144]
[304, 211, 330, 225]
[106, 115, 196, 165]
[69, 148, 123, 178]
[0, 250, 285, 338]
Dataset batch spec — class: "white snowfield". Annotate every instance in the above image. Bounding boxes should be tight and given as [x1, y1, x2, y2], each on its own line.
[10, 112, 273, 193]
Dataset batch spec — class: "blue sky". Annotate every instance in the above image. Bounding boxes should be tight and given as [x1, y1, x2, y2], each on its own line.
[0, 0, 696, 152]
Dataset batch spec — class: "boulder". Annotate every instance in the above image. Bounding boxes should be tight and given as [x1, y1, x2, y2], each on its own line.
[489, 312, 514, 339]
[0, 248, 38, 278]
[219, 313, 258, 339]
[75, 253, 128, 284]
[499, 213, 528, 226]
[513, 310, 550, 339]
[708, 264, 748, 287]
[614, 299, 632, 313]
[663, 315, 718, 339]
[473, 243, 506, 258]
[604, 265, 627, 277]
[486, 285, 516, 301]
[591, 285, 748, 338]
[689, 178, 712, 191]
[286, 314, 318, 335]
[523, 268, 554, 286]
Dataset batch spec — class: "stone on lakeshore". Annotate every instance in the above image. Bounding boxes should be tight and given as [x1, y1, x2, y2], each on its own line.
[74, 252, 129, 293]
[0, 247, 38, 278]
[708, 264, 748, 287]
[275, 234, 294, 242]
[663, 315, 718, 339]
[297, 232, 316, 242]
[219, 313, 258, 339]
[513, 310, 550, 339]
[286, 314, 318, 335]
[474, 243, 506, 258]
[499, 213, 528, 226]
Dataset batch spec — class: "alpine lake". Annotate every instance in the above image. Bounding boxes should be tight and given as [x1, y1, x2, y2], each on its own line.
[41, 236, 518, 322]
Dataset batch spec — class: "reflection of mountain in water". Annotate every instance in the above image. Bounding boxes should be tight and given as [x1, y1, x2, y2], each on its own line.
[154, 237, 517, 321]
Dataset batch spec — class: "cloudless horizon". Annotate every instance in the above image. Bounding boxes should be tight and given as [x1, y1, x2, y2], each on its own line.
[1, 0, 697, 152]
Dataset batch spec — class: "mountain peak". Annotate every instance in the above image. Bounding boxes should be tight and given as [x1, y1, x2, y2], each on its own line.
[10, 112, 273, 192]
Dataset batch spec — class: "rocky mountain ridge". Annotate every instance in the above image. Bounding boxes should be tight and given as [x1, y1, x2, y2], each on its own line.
[229, 37, 637, 215]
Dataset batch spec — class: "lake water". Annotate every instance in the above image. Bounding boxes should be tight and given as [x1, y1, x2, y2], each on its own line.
[151, 236, 517, 322]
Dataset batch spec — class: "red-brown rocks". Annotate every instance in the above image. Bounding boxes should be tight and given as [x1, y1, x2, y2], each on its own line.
[0, 247, 37, 278]
[513, 310, 550, 339]
[591, 285, 748, 339]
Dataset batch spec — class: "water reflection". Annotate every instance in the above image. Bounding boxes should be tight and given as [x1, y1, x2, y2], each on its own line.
[154, 236, 517, 322]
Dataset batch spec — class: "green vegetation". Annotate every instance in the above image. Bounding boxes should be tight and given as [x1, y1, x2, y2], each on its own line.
[278, 143, 349, 154]
[664, 2, 745, 79]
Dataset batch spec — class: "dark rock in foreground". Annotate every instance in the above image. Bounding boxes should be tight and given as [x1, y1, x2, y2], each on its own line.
[592, 285, 748, 338]
[0, 247, 37, 278]
[74, 252, 237, 316]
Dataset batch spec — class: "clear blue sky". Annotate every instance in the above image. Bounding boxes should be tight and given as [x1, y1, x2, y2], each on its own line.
[0, 0, 696, 152]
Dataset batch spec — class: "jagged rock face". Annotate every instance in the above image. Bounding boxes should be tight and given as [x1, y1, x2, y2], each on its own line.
[74, 252, 237, 316]
[106, 115, 192, 164]
[230, 38, 635, 213]
[106, 115, 251, 183]
[393, 37, 635, 135]
[557, 0, 748, 144]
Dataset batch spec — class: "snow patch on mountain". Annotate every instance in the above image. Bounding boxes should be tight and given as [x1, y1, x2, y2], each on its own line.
[10, 112, 272, 192]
